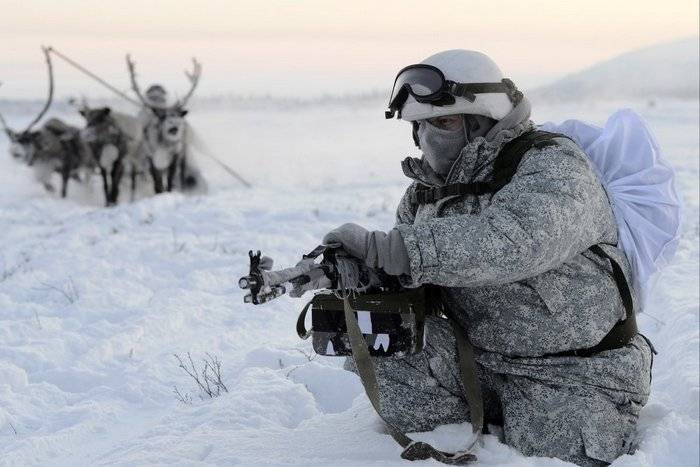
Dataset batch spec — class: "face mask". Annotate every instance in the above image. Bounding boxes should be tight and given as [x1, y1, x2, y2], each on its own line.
[417, 120, 466, 176]
[463, 114, 497, 141]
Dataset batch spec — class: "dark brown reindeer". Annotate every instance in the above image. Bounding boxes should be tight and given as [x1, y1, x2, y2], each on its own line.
[78, 104, 132, 206]
[0, 47, 90, 198]
[126, 55, 202, 194]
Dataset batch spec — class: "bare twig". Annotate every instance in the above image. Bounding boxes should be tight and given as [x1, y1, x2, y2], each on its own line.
[173, 352, 228, 401]
[292, 347, 317, 362]
[284, 347, 317, 378]
[1, 253, 30, 283]
[36, 277, 79, 304]
[204, 352, 228, 393]
[173, 385, 192, 405]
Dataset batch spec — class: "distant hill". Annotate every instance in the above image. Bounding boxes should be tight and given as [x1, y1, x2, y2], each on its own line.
[530, 37, 699, 102]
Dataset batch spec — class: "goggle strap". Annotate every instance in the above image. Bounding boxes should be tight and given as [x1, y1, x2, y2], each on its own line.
[385, 78, 522, 119]
[450, 78, 522, 104]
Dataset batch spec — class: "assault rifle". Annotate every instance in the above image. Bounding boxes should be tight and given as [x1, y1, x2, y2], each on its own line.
[239, 245, 397, 305]
[239, 245, 338, 305]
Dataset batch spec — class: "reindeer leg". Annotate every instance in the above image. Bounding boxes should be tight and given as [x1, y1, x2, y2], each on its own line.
[166, 157, 178, 192]
[179, 152, 187, 188]
[109, 159, 124, 205]
[149, 159, 164, 194]
[60, 154, 72, 198]
[130, 165, 137, 202]
[61, 169, 69, 198]
[100, 168, 110, 206]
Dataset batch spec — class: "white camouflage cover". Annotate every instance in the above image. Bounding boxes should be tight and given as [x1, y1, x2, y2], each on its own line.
[541, 109, 682, 308]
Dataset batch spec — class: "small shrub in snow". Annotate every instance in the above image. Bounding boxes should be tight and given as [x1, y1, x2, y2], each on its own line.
[173, 352, 228, 404]
[1, 253, 30, 283]
[37, 277, 79, 304]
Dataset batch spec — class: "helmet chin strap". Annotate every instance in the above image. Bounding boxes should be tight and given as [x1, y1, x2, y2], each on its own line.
[412, 121, 420, 148]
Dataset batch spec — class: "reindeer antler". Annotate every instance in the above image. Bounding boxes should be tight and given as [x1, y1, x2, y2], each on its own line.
[0, 82, 9, 134]
[126, 54, 165, 110]
[178, 58, 202, 107]
[23, 46, 54, 133]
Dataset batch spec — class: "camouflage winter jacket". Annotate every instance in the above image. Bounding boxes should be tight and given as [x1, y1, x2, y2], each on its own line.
[395, 101, 634, 357]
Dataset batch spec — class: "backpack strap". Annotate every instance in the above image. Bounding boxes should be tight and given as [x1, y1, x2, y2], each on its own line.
[411, 130, 570, 205]
[547, 245, 641, 358]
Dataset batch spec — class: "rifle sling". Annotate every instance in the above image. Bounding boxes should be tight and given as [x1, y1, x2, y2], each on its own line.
[342, 296, 478, 464]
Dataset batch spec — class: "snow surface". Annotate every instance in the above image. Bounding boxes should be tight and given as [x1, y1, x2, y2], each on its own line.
[0, 97, 698, 466]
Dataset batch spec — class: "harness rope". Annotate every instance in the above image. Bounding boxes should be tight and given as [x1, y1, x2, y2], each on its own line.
[47, 47, 141, 107]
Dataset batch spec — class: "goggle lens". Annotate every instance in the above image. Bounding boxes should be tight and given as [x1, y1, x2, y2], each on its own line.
[393, 66, 444, 97]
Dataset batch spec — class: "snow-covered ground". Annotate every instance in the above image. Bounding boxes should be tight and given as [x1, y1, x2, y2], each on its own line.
[0, 97, 697, 466]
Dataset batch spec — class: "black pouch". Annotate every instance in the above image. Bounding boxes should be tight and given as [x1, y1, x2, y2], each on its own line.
[296, 287, 438, 357]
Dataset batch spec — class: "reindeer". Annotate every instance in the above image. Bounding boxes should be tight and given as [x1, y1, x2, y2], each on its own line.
[0, 48, 90, 198]
[126, 55, 202, 194]
[78, 105, 134, 206]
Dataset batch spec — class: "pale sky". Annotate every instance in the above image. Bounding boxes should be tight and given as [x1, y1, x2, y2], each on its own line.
[1, 0, 698, 99]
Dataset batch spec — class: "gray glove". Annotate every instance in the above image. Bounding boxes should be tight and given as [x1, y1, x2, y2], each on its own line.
[322, 223, 411, 276]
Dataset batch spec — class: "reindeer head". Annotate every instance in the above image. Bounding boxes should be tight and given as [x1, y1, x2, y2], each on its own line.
[10, 131, 44, 163]
[0, 46, 54, 164]
[150, 105, 189, 144]
[126, 55, 200, 147]
[79, 106, 114, 142]
[78, 105, 128, 169]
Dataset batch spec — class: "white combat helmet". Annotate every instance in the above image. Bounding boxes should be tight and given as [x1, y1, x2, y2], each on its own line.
[398, 50, 517, 122]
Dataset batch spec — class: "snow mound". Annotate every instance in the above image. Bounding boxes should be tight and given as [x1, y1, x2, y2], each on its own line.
[531, 37, 699, 102]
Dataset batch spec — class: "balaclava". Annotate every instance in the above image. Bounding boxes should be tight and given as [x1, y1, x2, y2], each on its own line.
[418, 114, 497, 177]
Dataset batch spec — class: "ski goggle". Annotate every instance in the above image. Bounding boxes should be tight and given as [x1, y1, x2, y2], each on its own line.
[385, 64, 522, 119]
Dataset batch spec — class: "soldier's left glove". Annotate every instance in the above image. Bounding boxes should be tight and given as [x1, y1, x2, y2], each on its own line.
[323, 223, 411, 276]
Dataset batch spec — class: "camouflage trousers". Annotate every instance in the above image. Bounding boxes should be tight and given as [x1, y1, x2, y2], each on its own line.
[345, 316, 653, 467]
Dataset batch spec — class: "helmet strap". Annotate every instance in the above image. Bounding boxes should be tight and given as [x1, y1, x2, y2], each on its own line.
[412, 121, 420, 147]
